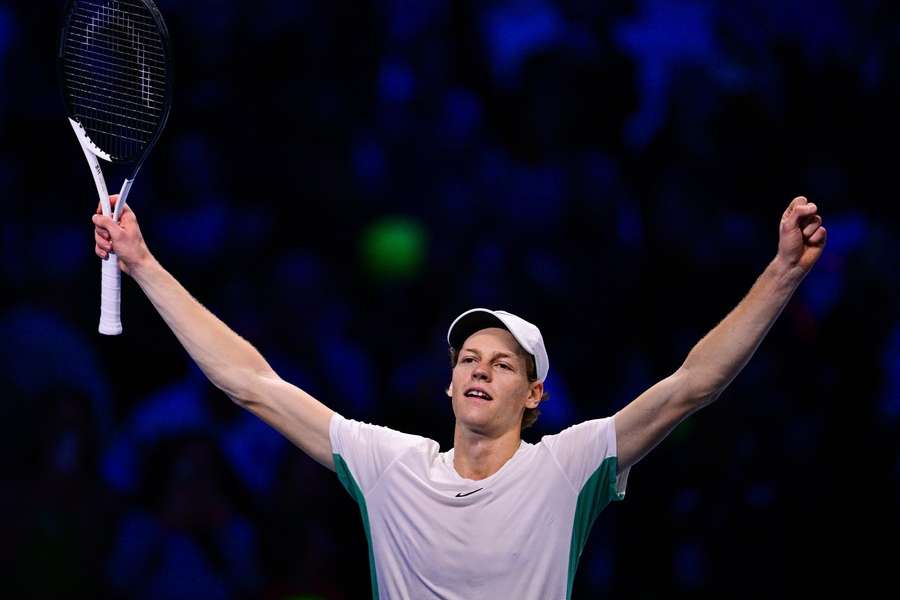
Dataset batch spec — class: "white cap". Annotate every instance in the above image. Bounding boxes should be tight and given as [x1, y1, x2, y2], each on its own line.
[447, 308, 549, 382]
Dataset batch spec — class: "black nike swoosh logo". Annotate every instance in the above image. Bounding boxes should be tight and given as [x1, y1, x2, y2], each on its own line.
[455, 488, 483, 498]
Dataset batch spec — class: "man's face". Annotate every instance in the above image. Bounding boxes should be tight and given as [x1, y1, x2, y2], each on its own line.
[449, 327, 541, 436]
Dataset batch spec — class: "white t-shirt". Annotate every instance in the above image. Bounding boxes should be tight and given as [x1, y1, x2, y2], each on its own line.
[330, 413, 630, 599]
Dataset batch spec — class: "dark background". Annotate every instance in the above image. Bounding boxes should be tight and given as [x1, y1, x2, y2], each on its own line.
[2, 0, 898, 598]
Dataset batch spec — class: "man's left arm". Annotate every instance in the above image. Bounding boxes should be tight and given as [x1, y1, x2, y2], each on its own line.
[614, 196, 827, 472]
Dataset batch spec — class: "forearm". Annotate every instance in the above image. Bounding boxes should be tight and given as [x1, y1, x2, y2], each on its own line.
[681, 256, 806, 403]
[130, 255, 273, 402]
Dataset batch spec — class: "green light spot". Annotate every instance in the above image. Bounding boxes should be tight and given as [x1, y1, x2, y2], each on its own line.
[361, 216, 426, 281]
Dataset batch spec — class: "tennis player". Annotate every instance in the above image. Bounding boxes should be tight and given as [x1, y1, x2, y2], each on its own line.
[93, 195, 826, 599]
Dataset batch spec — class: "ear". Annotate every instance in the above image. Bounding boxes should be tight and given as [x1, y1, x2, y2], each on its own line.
[446, 382, 453, 398]
[524, 381, 543, 409]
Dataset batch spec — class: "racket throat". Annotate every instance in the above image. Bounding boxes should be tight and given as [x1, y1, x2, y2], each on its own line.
[71, 118, 113, 217]
[115, 178, 136, 221]
[68, 118, 112, 162]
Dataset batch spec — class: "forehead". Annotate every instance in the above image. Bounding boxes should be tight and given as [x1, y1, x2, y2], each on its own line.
[461, 327, 524, 358]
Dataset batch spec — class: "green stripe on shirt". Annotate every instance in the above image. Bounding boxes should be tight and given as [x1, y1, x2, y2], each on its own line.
[334, 454, 380, 600]
[566, 456, 624, 599]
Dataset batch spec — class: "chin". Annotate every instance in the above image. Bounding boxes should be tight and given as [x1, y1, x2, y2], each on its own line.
[457, 420, 491, 436]
[453, 406, 486, 430]
[455, 409, 503, 436]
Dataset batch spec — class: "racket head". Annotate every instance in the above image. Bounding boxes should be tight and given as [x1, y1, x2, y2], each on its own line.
[58, 0, 173, 165]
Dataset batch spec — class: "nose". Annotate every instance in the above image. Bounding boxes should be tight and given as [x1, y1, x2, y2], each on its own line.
[472, 363, 490, 381]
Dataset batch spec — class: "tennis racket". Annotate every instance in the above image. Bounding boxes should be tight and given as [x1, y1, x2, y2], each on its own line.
[58, 0, 173, 335]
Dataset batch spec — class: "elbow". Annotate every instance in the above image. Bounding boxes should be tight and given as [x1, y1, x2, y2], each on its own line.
[216, 367, 279, 407]
[674, 366, 724, 409]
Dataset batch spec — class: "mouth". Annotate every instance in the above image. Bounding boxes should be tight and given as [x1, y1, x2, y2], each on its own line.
[464, 387, 493, 401]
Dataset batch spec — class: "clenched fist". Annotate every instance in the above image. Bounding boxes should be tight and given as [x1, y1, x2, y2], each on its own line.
[777, 196, 827, 275]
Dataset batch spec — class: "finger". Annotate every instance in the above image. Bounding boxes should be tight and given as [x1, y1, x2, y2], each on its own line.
[95, 226, 110, 241]
[783, 202, 818, 230]
[802, 215, 823, 237]
[794, 202, 817, 217]
[96, 244, 108, 259]
[809, 226, 827, 246]
[782, 196, 807, 219]
[95, 230, 112, 249]
[92, 213, 120, 237]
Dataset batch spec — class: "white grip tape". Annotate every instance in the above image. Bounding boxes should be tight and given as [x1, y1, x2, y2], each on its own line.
[99, 253, 123, 335]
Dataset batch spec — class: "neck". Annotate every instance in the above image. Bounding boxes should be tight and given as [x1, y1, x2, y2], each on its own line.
[452, 424, 522, 480]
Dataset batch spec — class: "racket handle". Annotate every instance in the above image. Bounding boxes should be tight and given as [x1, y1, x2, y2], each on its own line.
[99, 254, 123, 335]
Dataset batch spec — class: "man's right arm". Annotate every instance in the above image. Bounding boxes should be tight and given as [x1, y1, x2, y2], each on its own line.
[93, 197, 335, 470]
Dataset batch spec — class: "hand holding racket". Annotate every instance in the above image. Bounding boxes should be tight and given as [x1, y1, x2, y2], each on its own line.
[58, 0, 173, 334]
[93, 195, 151, 276]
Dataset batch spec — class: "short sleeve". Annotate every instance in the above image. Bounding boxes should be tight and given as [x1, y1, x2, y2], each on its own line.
[329, 413, 431, 495]
[541, 417, 629, 500]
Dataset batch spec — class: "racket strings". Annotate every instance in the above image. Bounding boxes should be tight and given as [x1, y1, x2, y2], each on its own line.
[61, 0, 168, 161]
[63, 62, 165, 110]
[65, 30, 166, 70]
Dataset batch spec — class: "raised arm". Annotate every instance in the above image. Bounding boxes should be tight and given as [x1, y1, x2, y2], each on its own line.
[613, 196, 827, 472]
[93, 196, 335, 470]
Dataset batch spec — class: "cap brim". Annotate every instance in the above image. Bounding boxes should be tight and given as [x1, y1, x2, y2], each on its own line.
[447, 309, 509, 350]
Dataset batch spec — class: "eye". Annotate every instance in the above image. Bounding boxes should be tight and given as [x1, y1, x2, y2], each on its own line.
[461, 356, 476, 364]
[497, 362, 512, 370]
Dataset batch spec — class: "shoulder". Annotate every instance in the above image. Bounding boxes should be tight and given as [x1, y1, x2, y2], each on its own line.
[330, 413, 438, 455]
[538, 417, 617, 450]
